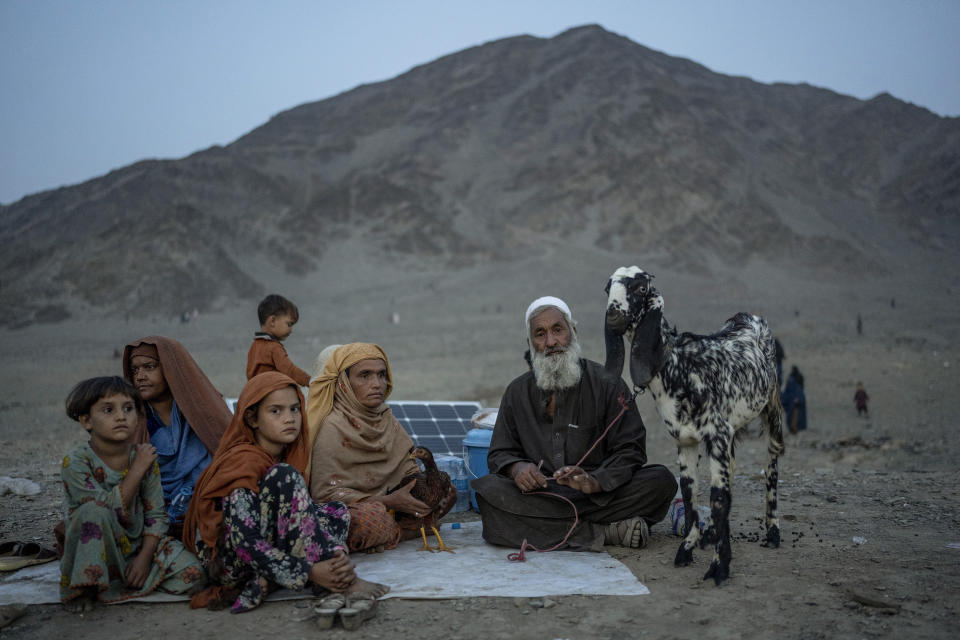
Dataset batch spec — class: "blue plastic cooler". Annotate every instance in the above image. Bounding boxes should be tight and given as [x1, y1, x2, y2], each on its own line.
[463, 427, 493, 510]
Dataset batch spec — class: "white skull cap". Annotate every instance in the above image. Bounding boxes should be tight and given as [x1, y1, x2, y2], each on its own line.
[524, 296, 572, 328]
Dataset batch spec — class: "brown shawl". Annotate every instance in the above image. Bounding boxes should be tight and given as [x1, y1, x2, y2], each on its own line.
[182, 371, 310, 554]
[307, 343, 418, 503]
[123, 336, 232, 452]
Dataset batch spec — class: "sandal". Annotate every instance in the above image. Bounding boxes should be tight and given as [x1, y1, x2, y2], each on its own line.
[0, 542, 57, 571]
[603, 517, 649, 549]
[338, 594, 378, 631]
[314, 592, 346, 630]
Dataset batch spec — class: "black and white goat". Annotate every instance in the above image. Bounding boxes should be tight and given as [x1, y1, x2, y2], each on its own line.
[603, 266, 784, 585]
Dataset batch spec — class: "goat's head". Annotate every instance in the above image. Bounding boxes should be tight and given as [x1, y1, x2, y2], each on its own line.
[603, 266, 666, 388]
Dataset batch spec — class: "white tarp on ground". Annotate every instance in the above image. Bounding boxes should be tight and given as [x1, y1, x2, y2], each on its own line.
[0, 521, 648, 605]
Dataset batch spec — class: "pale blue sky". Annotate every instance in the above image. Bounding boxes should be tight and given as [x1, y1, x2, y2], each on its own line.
[1, 0, 958, 205]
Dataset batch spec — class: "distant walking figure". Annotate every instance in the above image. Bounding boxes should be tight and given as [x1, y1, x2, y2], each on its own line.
[854, 382, 869, 418]
[781, 366, 807, 433]
[774, 338, 785, 389]
[856, 313, 863, 336]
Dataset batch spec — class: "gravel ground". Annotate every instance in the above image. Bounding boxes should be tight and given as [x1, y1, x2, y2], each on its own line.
[2, 256, 958, 639]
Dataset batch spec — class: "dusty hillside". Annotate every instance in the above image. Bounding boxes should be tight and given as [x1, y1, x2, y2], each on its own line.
[1, 25, 957, 328]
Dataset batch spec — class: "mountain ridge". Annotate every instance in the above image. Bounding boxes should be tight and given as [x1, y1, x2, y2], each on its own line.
[1, 24, 957, 327]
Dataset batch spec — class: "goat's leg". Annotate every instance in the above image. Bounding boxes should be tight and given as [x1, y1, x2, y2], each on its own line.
[701, 427, 733, 586]
[673, 440, 700, 567]
[760, 396, 785, 548]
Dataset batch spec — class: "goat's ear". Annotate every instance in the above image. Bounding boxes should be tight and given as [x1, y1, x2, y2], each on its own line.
[629, 307, 665, 388]
[604, 317, 625, 377]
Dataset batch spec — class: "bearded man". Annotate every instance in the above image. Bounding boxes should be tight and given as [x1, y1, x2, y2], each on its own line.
[472, 296, 677, 551]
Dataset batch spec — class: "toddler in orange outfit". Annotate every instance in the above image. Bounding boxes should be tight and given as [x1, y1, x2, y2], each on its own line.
[245, 294, 311, 386]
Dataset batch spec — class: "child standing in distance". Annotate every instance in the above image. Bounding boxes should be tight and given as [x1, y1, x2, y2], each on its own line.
[246, 294, 311, 386]
[854, 382, 870, 418]
[60, 377, 206, 613]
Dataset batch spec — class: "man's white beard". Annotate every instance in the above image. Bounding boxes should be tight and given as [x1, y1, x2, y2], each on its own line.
[531, 337, 582, 391]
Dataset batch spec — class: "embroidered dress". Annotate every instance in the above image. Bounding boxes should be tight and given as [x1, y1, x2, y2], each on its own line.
[194, 463, 349, 613]
[346, 501, 403, 551]
[59, 442, 206, 604]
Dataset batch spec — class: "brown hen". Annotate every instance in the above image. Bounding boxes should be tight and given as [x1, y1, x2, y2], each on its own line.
[389, 446, 457, 553]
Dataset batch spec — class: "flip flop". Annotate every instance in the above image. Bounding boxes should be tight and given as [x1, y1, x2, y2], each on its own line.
[0, 542, 24, 571]
[0, 542, 57, 571]
[314, 592, 346, 629]
[338, 594, 378, 631]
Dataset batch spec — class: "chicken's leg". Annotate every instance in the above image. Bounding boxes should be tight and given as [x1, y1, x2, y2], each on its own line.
[430, 525, 456, 554]
[417, 524, 437, 552]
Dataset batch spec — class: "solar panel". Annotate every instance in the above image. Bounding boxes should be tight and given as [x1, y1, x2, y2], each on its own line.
[388, 401, 483, 458]
[227, 398, 482, 459]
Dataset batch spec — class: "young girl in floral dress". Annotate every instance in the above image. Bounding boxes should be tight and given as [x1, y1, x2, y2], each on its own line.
[183, 371, 388, 615]
[60, 377, 206, 613]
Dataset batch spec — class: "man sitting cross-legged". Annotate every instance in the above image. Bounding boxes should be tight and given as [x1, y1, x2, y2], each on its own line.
[472, 296, 677, 551]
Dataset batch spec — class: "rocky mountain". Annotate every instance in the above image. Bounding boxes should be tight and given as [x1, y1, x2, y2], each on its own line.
[1, 24, 957, 328]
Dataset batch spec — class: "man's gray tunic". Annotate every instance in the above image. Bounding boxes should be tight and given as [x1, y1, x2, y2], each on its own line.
[472, 359, 676, 550]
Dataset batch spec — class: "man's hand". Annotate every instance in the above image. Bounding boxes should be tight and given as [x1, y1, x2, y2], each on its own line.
[510, 462, 548, 492]
[553, 466, 601, 494]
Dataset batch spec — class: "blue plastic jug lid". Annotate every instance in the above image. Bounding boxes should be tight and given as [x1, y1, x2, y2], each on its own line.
[463, 427, 494, 446]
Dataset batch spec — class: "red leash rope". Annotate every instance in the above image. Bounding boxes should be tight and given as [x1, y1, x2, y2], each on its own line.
[507, 390, 637, 562]
[506, 490, 578, 562]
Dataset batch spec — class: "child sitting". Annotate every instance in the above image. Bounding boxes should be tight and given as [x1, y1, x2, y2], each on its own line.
[183, 371, 388, 614]
[246, 294, 311, 386]
[60, 377, 206, 613]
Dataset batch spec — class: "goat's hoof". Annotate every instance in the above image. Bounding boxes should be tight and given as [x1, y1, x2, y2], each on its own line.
[703, 560, 729, 586]
[674, 543, 694, 567]
[699, 527, 718, 549]
[761, 526, 780, 548]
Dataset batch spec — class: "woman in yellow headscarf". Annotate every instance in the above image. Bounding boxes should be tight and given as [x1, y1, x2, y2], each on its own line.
[307, 343, 455, 552]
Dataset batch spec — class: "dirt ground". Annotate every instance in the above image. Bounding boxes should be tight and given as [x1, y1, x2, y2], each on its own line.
[1, 254, 958, 639]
